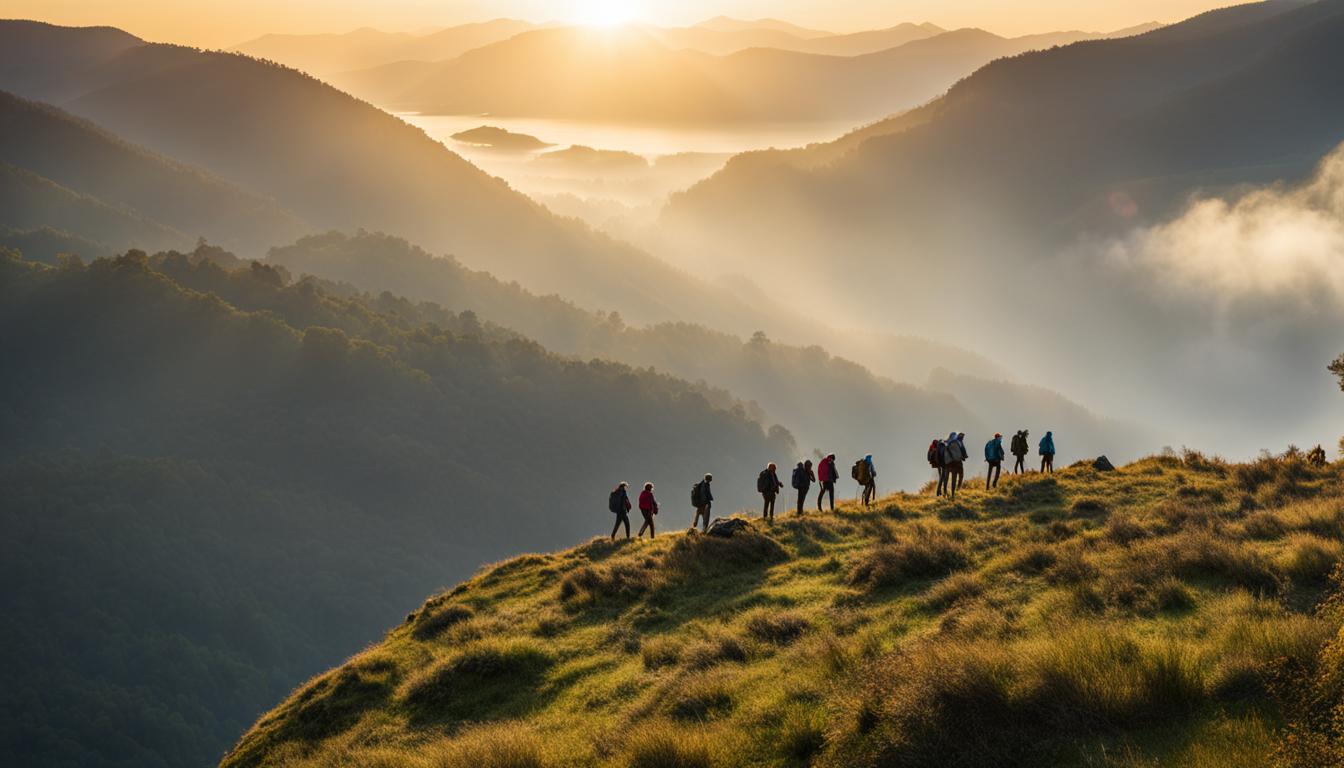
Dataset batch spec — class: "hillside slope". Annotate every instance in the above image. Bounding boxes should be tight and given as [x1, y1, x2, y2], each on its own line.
[0, 20, 742, 327]
[0, 90, 308, 254]
[224, 453, 1344, 767]
[0, 248, 791, 768]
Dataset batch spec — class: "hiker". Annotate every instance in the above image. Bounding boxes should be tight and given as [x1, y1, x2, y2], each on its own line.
[941, 432, 965, 499]
[854, 454, 877, 507]
[985, 433, 1005, 489]
[1039, 431, 1056, 473]
[817, 454, 838, 511]
[691, 473, 714, 532]
[758, 462, 783, 522]
[1011, 430, 1030, 474]
[609, 481, 632, 540]
[792, 459, 815, 514]
[1308, 445, 1327, 467]
[637, 482, 658, 538]
[929, 438, 948, 496]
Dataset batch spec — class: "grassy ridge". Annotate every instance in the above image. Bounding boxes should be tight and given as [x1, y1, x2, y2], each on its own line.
[223, 453, 1344, 767]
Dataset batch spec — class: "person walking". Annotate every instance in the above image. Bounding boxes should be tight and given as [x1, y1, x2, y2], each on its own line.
[942, 432, 964, 499]
[1039, 431, 1056, 473]
[609, 481, 632, 540]
[1308, 445, 1327, 467]
[817, 454, 838, 512]
[984, 433, 1005, 489]
[637, 482, 658, 538]
[758, 462, 783, 522]
[858, 454, 877, 507]
[929, 438, 948, 496]
[691, 473, 714, 532]
[791, 460, 815, 515]
[1011, 430, 1030, 474]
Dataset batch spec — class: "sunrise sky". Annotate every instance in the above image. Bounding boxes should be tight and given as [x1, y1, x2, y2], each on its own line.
[10, 0, 1234, 47]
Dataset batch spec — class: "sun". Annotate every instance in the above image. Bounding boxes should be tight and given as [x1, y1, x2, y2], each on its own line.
[574, 0, 640, 28]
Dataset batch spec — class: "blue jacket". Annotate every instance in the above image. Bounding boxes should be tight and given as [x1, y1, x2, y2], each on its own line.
[1039, 433, 1055, 455]
[985, 437, 1005, 462]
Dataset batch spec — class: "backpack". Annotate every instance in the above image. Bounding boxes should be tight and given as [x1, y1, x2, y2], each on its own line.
[791, 466, 804, 489]
[757, 469, 773, 493]
[853, 459, 872, 484]
[927, 441, 941, 468]
[691, 482, 706, 508]
[608, 489, 624, 514]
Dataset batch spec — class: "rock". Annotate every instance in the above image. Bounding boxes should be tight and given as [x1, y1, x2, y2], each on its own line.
[1093, 455, 1116, 471]
[706, 518, 752, 538]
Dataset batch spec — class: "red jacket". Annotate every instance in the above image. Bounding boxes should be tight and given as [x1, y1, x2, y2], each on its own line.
[818, 457, 836, 482]
[638, 489, 657, 512]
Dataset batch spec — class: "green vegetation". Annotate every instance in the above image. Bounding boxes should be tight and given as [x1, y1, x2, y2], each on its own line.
[225, 452, 1344, 767]
[0, 248, 790, 768]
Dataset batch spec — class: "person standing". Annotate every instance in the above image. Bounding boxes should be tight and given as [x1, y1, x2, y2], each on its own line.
[793, 459, 816, 515]
[984, 433, 1005, 489]
[691, 473, 714, 532]
[859, 454, 878, 507]
[637, 482, 658, 538]
[942, 433, 964, 499]
[1039, 431, 1056, 473]
[929, 438, 948, 496]
[609, 481, 632, 540]
[1011, 430, 1030, 474]
[817, 454, 838, 512]
[758, 462, 783, 523]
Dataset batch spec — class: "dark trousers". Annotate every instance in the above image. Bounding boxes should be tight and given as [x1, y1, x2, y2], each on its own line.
[638, 511, 655, 538]
[1041, 453, 1054, 473]
[986, 461, 1001, 489]
[862, 482, 876, 506]
[796, 486, 809, 514]
[693, 504, 711, 531]
[947, 462, 964, 498]
[1013, 454, 1026, 473]
[762, 492, 777, 521]
[937, 467, 948, 495]
[817, 482, 835, 511]
[611, 511, 630, 539]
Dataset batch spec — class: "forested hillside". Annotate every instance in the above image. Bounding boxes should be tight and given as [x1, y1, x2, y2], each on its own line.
[0, 249, 791, 768]
[0, 20, 760, 329]
[265, 231, 1154, 487]
[0, 90, 307, 254]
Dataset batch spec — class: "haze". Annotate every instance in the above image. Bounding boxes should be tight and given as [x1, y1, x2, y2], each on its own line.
[14, 0, 1231, 47]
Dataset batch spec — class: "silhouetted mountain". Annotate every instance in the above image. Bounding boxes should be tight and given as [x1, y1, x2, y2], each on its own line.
[0, 90, 307, 255]
[0, 247, 792, 768]
[231, 19, 539, 78]
[0, 20, 744, 326]
[344, 25, 1150, 124]
[694, 16, 833, 38]
[786, 21, 949, 55]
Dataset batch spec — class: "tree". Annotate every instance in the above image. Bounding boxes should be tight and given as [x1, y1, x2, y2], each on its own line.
[1331, 354, 1344, 391]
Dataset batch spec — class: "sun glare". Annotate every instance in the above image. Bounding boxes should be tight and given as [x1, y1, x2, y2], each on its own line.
[574, 0, 639, 28]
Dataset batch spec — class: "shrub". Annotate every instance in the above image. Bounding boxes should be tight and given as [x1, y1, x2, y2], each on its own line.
[848, 526, 968, 589]
[559, 560, 656, 605]
[426, 721, 547, 768]
[1069, 496, 1108, 518]
[642, 636, 683, 670]
[1277, 534, 1344, 587]
[1241, 511, 1286, 540]
[1046, 545, 1097, 585]
[777, 704, 826, 761]
[624, 721, 715, 768]
[923, 573, 985, 610]
[666, 674, 734, 721]
[662, 527, 786, 580]
[1105, 515, 1149, 545]
[401, 639, 552, 718]
[1009, 543, 1057, 575]
[744, 610, 810, 645]
[683, 631, 750, 669]
[607, 624, 642, 654]
[1165, 530, 1282, 595]
[412, 604, 474, 640]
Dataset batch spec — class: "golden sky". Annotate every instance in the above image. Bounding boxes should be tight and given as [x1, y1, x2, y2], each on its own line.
[8, 0, 1235, 48]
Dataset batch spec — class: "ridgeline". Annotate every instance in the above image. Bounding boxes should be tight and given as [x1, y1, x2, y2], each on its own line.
[224, 453, 1344, 768]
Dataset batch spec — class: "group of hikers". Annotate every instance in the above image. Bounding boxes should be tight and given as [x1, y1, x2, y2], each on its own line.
[926, 429, 1056, 499]
[607, 430, 1058, 538]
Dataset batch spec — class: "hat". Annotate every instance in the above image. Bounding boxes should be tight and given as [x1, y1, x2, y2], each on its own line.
[995, 432, 1002, 438]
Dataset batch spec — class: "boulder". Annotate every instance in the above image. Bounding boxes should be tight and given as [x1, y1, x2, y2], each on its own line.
[707, 518, 753, 538]
[1093, 455, 1116, 471]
